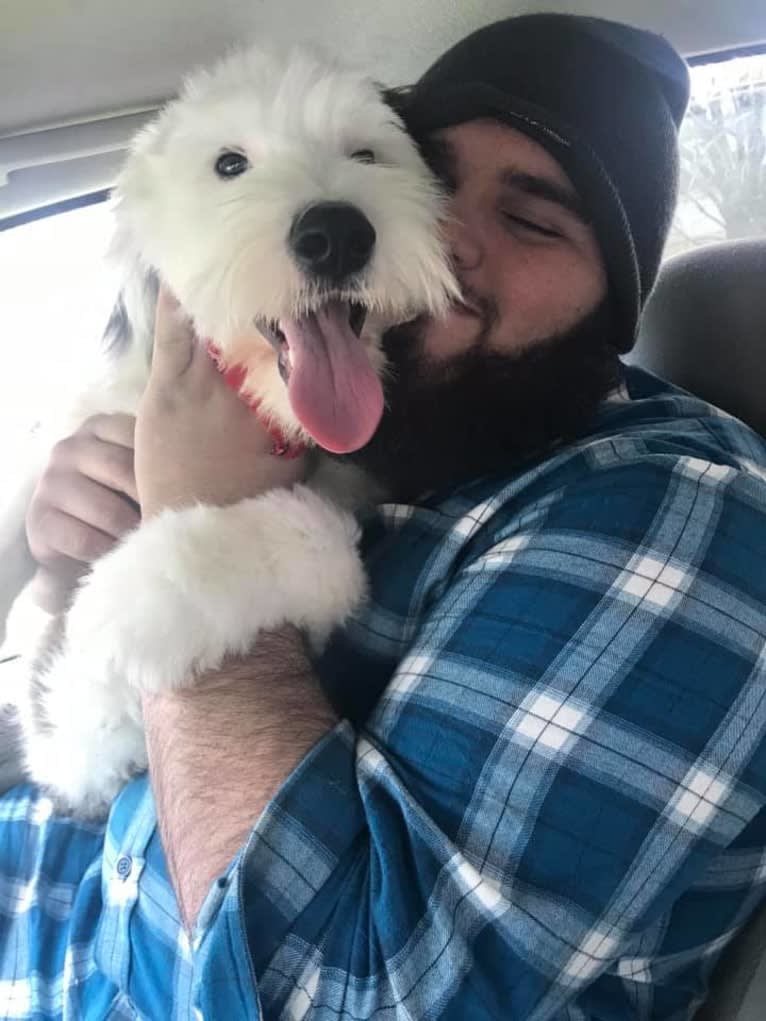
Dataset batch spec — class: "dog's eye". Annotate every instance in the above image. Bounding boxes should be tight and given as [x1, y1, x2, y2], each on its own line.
[215, 151, 249, 178]
[351, 149, 375, 164]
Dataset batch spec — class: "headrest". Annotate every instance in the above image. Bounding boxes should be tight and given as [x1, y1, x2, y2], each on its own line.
[632, 239, 766, 436]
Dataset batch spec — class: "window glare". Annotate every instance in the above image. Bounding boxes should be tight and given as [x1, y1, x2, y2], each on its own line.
[0, 202, 118, 464]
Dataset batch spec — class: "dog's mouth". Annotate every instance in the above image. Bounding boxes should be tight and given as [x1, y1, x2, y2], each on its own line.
[255, 300, 382, 454]
[259, 302, 367, 382]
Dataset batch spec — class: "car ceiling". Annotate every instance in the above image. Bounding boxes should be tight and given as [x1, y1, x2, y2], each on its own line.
[2, 0, 765, 220]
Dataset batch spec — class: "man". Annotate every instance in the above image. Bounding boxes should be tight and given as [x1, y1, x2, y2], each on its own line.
[3, 13, 766, 1020]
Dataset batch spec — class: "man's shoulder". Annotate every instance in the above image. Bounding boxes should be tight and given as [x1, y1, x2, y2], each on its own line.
[418, 366, 766, 564]
[340, 370, 766, 723]
[358, 365, 766, 629]
[592, 365, 766, 471]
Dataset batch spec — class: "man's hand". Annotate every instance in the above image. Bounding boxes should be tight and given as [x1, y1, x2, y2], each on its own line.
[26, 413, 140, 610]
[135, 288, 307, 518]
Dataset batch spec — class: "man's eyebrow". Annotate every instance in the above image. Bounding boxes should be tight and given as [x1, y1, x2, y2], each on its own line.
[427, 136, 590, 225]
[500, 169, 590, 225]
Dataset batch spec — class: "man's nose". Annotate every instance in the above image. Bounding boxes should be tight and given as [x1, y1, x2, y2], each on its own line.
[443, 207, 483, 273]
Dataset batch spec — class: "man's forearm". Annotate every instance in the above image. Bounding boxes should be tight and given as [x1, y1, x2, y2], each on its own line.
[142, 627, 337, 930]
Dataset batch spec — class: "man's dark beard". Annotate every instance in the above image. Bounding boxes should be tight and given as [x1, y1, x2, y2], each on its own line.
[345, 298, 621, 502]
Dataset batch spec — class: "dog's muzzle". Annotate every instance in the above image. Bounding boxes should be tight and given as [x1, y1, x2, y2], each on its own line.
[289, 202, 376, 283]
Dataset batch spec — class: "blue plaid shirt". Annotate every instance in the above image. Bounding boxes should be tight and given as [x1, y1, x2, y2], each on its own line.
[2, 366, 766, 1021]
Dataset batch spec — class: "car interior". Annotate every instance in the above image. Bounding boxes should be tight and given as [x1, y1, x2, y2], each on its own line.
[631, 239, 766, 1019]
[1, 1, 765, 1017]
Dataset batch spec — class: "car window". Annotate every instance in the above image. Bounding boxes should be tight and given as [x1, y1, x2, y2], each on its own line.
[0, 200, 116, 468]
[667, 48, 766, 257]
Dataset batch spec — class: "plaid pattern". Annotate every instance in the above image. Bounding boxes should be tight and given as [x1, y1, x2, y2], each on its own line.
[1, 366, 766, 1020]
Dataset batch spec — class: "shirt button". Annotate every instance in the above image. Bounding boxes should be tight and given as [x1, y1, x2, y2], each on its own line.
[116, 855, 133, 879]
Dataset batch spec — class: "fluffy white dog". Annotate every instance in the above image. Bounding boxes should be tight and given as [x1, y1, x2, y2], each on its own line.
[0, 44, 457, 817]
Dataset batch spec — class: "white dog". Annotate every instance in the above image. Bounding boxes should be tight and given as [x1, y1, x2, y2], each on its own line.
[0, 44, 457, 818]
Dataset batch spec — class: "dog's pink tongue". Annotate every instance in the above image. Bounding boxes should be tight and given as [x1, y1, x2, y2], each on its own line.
[282, 302, 383, 453]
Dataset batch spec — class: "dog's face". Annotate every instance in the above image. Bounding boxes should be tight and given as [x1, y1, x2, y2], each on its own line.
[115, 46, 458, 453]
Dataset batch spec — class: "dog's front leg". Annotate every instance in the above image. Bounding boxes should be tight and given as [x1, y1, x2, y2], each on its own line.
[18, 609, 145, 818]
[25, 484, 366, 817]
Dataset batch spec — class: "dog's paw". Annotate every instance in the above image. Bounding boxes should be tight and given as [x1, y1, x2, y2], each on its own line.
[24, 672, 147, 820]
[65, 549, 216, 694]
[65, 486, 366, 693]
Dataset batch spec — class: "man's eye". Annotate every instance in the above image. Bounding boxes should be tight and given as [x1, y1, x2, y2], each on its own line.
[215, 151, 249, 178]
[351, 149, 376, 164]
[501, 212, 560, 239]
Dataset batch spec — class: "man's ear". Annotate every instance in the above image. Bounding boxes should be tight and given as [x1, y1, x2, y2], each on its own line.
[379, 83, 416, 122]
[379, 83, 440, 172]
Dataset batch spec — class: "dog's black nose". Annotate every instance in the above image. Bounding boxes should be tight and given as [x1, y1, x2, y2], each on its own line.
[290, 203, 376, 282]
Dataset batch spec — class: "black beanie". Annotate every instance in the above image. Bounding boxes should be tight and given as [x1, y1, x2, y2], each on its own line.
[401, 14, 691, 352]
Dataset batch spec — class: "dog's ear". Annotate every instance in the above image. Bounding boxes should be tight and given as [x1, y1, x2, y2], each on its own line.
[101, 268, 160, 357]
[114, 101, 180, 209]
[110, 101, 182, 281]
[101, 290, 132, 356]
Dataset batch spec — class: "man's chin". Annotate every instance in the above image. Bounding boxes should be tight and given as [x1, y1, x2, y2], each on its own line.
[347, 298, 620, 502]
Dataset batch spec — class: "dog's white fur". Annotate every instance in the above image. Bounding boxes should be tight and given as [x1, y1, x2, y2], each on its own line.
[115, 46, 456, 434]
[24, 488, 367, 817]
[0, 44, 457, 817]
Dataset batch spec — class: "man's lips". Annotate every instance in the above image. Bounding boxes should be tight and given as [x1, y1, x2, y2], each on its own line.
[452, 297, 482, 318]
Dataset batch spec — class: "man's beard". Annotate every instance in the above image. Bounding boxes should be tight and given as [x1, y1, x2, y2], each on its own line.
[346, 298, 621, 502]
